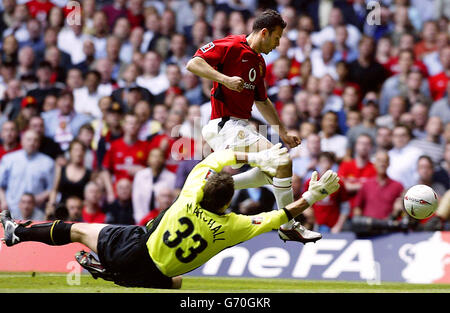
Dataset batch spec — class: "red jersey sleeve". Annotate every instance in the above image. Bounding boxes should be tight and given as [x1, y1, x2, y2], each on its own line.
[193, 37, 232, 68]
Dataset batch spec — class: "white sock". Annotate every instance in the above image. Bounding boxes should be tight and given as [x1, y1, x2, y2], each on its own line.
[273, 176, 295, 228]
[232, 167, 271, 190]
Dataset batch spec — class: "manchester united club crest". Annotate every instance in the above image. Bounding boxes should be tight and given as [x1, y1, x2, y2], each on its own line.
[237, 130, 245, 140]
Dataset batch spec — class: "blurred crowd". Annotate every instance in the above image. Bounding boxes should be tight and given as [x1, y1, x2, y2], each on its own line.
[0, 0, 448, 236]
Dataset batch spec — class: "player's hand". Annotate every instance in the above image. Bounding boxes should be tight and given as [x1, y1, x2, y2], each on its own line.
[247, 143, 290, 176]
[302, 170, 340, 206]
[280, 133, 301, 149]
[224, 76, 244, 92]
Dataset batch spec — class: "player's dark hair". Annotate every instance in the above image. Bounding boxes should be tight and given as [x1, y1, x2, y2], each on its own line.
[252, 9, 286, 33]
[200, 171, 234, 214]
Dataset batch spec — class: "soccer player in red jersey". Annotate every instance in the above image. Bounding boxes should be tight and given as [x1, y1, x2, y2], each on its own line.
[186, 9, 320, 243]
[102, 114, 149, 202]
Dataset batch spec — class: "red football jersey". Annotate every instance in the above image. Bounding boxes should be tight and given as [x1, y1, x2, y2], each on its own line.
[193, 35, 268, 119]
[102, 137, 149, 181]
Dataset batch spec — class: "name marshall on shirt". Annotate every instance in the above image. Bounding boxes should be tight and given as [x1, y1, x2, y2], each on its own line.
[186, 203, 225, 243]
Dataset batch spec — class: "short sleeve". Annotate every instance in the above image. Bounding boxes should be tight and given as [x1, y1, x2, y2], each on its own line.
[193, 38, 231, 68]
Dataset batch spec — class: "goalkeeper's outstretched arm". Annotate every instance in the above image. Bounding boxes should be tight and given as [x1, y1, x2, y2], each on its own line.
[284, 170, 341, 219]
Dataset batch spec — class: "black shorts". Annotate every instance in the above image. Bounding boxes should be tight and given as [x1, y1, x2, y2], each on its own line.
[96, 225, 173, 289]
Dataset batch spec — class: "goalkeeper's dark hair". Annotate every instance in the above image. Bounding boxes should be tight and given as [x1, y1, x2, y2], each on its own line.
[252, 9, 286, 34]
[200, 171, 234, 213]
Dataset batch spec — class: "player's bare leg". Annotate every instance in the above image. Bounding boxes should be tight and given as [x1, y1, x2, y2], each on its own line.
[231, 139, 322, 244]
[70, 223, 107, 253]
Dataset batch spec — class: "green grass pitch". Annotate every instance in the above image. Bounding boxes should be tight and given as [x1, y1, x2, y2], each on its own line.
[0, 272, 450, 293]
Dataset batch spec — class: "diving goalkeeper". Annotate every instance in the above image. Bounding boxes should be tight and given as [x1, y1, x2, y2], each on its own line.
[1, 145, 339, 289]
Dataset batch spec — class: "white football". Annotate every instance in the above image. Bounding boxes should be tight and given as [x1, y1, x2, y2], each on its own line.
[403, 185, 438, 219]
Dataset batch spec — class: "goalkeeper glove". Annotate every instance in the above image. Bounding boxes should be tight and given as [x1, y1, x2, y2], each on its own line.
[247, 143, 290, 176]
[302, 170, 340, 206]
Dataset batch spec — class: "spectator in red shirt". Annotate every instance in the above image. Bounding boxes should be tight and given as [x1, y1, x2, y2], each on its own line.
[94, 100, 124, 168]
[413, 20, 439, 60]
[102, 0, 127, 30]
[81, 181, 106, 223]
[428, 45, 450, 101]
[0, 120, 21, 160]
[338, 134, 377, 207]
[26, 0, 54, 21]
[101, 113, 149, 202]
[126, 0, 145, 29]
[304, 151, 350, 233]
[353, 150, 404, 220]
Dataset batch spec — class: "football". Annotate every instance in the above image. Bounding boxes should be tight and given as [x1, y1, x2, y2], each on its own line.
[403, 185, 438, 219]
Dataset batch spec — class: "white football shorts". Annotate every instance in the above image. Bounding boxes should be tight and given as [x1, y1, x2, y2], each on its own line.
[202, 117, 269, 153]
